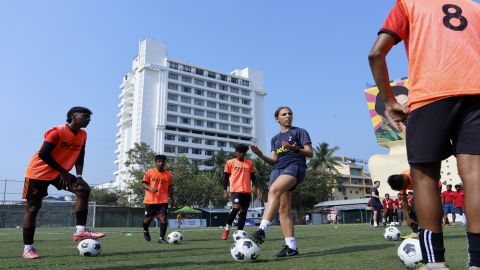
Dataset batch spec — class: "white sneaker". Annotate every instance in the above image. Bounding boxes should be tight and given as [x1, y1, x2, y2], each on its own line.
[417, 262, 449, 270]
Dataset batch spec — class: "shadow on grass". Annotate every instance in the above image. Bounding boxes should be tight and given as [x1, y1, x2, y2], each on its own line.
[298, 243, 395, 258]
[91, 259, 234, 270]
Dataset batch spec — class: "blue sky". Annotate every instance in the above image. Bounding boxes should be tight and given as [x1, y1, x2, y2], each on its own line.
[0, 0, 418, 199]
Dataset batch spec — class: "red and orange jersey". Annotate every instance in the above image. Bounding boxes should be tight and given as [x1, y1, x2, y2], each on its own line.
[25, 125, 86, 180]
[224, 159, 256, 193]
[143, 169, 173, 204]
[380, 0, 480, 111]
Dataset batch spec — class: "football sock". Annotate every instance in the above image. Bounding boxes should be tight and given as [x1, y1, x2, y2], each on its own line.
[143, 221, 150, 232]
[23, 227, 35, 245]
[24, 244, 34, 251]
[225, 224, 231, 231]
[75, 225, 86, 234]
[226, 208, 239, 226]
[418, 228, 445, 263]
[259, 219, 272, 233]
[75, 209, 88, 226]
[237, 211, 247, 230]
[285, 237, 297, 250]
[160, 222, 168, 238]
[467, 232, 480, 267]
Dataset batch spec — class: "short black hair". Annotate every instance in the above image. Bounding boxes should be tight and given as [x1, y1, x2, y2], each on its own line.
[447, 184, 452, 188]
[155, 155, 167, 162]
[388, 174, 406, 191]
[454, 184, 462, 189]
[374, 180, 380, 184]
[385, 193, 390, 196]
[235, 144, 249, 154]
[66, 106, 92, 123]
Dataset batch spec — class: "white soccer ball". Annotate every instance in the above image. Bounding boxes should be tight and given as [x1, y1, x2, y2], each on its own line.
[77, 239, 102, 256]
[389, 222, 400, 227]
[230, 238, 261, 262]
[167, 231, 183, 244]
[232, 230, 248, 242]
[397, 238, 423, 269]
[384, 226, 401, 241]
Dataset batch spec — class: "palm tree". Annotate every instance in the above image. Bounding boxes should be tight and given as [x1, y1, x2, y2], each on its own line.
[308, 142, 342, 174]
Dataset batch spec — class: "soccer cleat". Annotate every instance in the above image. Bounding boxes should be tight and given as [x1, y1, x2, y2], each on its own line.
[158, 237, 169, 244]
[416, 262, 450, 270]
[144, 231, 151, 241]
[249, 229, 265, 244]
[73, 228, 106, 241]
[275, 245, 299, 258]
[22, 247, 40, 259]
[221, 230, 230, 240]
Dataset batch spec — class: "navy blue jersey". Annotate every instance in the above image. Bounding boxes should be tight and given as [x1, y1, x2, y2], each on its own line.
[270, 127, 311, 169]
[371, 187, 381, 204]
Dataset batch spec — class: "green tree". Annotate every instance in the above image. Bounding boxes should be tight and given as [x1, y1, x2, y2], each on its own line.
[253, 157, 272, 204]
[89, 188, 118, 205]
[124, 142, 156, 206]
[309, 142, 342, 173]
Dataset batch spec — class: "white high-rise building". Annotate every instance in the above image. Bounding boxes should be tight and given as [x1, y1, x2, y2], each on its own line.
[112, 39, 266, 190]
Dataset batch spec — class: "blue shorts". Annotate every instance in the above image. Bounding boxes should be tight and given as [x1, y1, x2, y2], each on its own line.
[454, 207, 464, 215]
[269, 164, 306, 191]
[371, 201, 382, 212]
[443, 203, 454, 214]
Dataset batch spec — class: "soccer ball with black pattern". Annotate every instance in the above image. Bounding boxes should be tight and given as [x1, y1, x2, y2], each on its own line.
[397, 238, 422, 269]
[77, 239, 102, 256]
[167, 231, 183, 244]
[232, 230, 248, 242]
[230, 238, 261, 262]
[384, 226, 401, 241]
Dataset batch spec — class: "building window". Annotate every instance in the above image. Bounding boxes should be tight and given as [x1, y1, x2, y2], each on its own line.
[194, 99, 204, 106]
[195, 89, 204, 96]
[167, 115, 177, 122]
[242, 127, 251, 134]
[181, 96, 191, 104]
[206, 122, 216, 128]
[181, 117, 190, 124]
[242, 108, 251, 115]
[168, 94, 178, 101]
[231, 125, 240, 132]
[242, 99, 251, 105]
[205, 150, 214, 156]
[207, 101, 216, 108]
[231, 115, 240, 122]
[182, 76, 192, 83]
[219, 124, 228, 130]
[192, 148, 202, 155]
[168, 83, 179, 91]
[231, 96, 240, 103]
[195, 68, 204, 76]
[220, 74, 227, 81]
[242, 117, 251, 124]
[205, 139, 214, 145]
[207, 71, 216, 79]
[182, 65, 191, 72]
[168, 73, 179, 80]
[194, 119, 203, 126]
[241, 89, 250, 96]
[219, 94, 228, 101]
[182, 86, 192, 93]
[230, 87, 239, 94]
[219, 114, 228, 120]
[164, 145, 176, 153]
[219, 84, 228, 91]
[181, 107, 191, 114]
[167, 104, 177, 112]
[207, 82, 216, 89]
[231, 77, 238, 84]
[178, 147, 189, 154]
[241, 80, 250, 87]
[219, 104, 228, 110]
[207, 111, 216, 118]
[194, 109, 204, 116]
[179, 136, 189, 142]
[231, 106, 240, 113]
[192, 138, 202, 144]
[165, 134, 175, 141]
[194, 79, 204, 86]
[207, 91, 216, 98]
[218, 141, 227, 147]
[169, 62, 178, 69]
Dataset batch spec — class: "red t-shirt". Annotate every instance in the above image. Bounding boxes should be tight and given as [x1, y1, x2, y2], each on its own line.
[454, 190, 464, 208]
[394, 198, 403, 209]
[442, 190, 455, 204]
[382, 198, 395, 209]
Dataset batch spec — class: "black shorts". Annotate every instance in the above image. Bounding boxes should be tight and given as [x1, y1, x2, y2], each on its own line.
[230, 193, 251, 208]
[145, 203, 168, 218]
[23, 176, 83, 200]
[406, 96, 480, 163]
